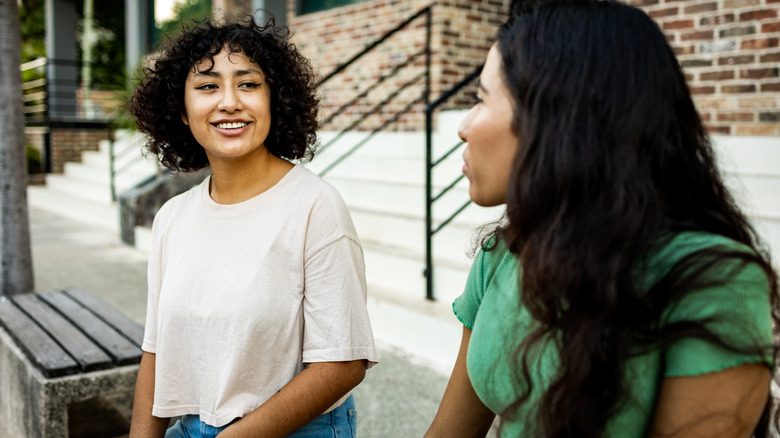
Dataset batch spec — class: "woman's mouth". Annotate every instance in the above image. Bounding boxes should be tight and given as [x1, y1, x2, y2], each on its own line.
[215, 122, 248, 129]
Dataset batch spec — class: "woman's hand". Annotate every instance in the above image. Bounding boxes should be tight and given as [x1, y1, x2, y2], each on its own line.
[216, 360, 367, 438]
[649, 363, 771, 438]
[426, 326, 496, 438]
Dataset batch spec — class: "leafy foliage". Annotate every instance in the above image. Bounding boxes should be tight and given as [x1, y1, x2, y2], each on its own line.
[156, 0, 213, 43]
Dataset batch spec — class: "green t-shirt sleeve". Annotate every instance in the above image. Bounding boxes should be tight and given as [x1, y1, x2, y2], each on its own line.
[453, 248, 488, 329]
[664, 259, 773, 377]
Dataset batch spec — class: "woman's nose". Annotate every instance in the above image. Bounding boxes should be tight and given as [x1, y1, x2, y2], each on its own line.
[458, 107, 475, 142]
[218, 88, 240, 112]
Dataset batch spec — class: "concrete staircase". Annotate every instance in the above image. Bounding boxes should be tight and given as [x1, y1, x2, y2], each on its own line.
[27, 130, 159, 232]
[27, 113, 780, 312]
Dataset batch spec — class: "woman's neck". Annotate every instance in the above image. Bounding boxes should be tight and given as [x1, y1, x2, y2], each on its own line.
[207, 151, 294, 205]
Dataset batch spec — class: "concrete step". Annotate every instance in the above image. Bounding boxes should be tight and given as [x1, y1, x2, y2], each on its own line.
[44, 174, 114, 205]
[363, 241, 471, 306]
[27, 185, 119, 232]
[350, 205, 497, 263]
[325, 175, 503, 227]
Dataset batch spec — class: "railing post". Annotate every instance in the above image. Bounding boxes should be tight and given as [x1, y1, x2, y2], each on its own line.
[424, 7, 434, 301]
[109, 130, 116, 202]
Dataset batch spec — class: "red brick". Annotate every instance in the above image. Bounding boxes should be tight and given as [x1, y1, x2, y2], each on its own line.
[707, 125, 731, 134]
[664, 19, 695, 30]
[761, 82, 780, 91]
[735, 124, 778, 135]
[740, 68, 779, 79]
[762, 22, 780, 33]
[701, 70, 735, 81]
[685, 2, 717, 13]
[739, 9, 778, 21]
[681, 59, 713, 68]
[716, 112, 755, 122]
[681, 30, 714, 41]
[674, 45, 695, 56]
[722, 84, 757, 93]
[760, 52, 780, 63]
[650, 6, 678, 18]
[741, 38, 780, 50]
[690, 85, 716, 94]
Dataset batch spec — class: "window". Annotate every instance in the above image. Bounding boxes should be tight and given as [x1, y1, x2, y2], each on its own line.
[299, 0, 369, 14]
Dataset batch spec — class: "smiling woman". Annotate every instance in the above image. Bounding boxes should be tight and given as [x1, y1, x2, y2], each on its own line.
[128, 16, 377, 438]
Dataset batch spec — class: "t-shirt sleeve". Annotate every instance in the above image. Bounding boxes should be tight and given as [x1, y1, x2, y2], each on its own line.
[663, 259, 773, 377]
[141, 203, 170, 354]
[300, 189, 377, 368]
[453, 248, 489, 329]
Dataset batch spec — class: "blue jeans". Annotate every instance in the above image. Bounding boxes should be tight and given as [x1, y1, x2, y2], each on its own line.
[164, 394, 357, 438]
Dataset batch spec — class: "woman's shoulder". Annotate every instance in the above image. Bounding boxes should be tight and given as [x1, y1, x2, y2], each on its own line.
[152, 175, 210, 224]
[648, 231, 755, 271]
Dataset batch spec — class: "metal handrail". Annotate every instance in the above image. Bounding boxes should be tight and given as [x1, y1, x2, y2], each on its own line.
[316, 6, 432, 87]
[319, 70, 427, 155]
[315, 6, 432, 186]
[424, 65, 482, 300]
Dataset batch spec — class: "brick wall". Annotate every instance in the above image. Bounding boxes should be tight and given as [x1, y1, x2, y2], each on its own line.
[629, 0, 780, 136]
[49, 129, 109, 174]
[287, 0, 778, 136]
[287, 0, 507, 131]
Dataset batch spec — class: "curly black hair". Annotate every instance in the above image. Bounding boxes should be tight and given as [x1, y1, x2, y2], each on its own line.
[130, 16, 319, 171]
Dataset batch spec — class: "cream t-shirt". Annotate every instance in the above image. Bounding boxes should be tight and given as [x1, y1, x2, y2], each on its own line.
[142, 164, 377, 427]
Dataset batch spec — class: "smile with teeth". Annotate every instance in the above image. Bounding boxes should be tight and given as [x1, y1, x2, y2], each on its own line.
[216, 122, 248, 129]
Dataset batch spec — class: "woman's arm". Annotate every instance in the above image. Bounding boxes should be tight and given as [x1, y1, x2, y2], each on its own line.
[216, 360, 367, 438]
[129, 352, 170, 438]
[426, 326, 496, 438]
[649, 363, 771, 438]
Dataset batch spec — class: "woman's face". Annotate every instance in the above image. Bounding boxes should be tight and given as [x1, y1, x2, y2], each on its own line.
[181, 48, 272, 165]
[459, 44, 519, 207]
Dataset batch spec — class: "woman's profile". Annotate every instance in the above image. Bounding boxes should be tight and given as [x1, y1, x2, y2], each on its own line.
[426, 1, 779, 437]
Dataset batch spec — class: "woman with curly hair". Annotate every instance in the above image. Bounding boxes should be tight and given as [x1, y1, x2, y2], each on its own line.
[128, 16, 376, 438]
[426, 1, 779, 437]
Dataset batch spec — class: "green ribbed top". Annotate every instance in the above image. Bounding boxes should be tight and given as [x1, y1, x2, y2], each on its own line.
[453, 231, 773, 437]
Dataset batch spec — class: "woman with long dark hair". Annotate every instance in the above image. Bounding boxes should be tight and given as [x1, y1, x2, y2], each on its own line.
[426, 1, 778, 437]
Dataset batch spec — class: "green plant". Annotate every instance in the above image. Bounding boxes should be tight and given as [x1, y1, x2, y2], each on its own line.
[26, 145, 42, 174]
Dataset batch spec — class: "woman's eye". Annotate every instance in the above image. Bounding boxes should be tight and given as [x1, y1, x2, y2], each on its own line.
[239, 82, 260, 89]
[195, 84, 216, 90]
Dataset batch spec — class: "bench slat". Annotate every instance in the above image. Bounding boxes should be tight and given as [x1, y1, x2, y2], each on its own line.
[64, 288, 145, 347]
[12, 294, 113, 373]
[0, 298, 79, 378]
[39, 290, 142, 365]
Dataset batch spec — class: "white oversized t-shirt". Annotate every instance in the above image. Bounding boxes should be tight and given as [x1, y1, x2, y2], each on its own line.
[142, 164, 377, 427]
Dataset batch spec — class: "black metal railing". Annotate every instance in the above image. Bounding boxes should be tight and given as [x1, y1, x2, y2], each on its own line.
[314, 6, 432, 178]
[423, 65, 482, 300]
[21, 57, 154, 201]
[314, 5, 481, 300]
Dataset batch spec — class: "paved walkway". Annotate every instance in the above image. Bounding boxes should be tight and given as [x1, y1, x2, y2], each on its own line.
[28, 202, 456, 437]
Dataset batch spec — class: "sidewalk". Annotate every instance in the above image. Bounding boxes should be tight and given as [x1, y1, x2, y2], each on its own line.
[27, 195, 458, 437]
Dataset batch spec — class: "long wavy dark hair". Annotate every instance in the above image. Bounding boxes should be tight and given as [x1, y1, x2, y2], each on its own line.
[130, 15, 319, 171]
[489, 1, 780, 436]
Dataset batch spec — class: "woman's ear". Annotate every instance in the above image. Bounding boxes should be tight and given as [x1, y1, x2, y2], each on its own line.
[181, 113, 189, 126]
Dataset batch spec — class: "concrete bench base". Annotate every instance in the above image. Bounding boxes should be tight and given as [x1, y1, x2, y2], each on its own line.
[0, 289, 143, 437]
[0, 327, 138, 437]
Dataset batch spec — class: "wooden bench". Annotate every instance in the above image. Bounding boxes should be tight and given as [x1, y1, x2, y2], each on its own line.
[0, 288, 143, 438]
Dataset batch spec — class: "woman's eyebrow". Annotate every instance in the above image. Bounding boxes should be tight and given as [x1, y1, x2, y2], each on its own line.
[193, 68, 262, 78]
